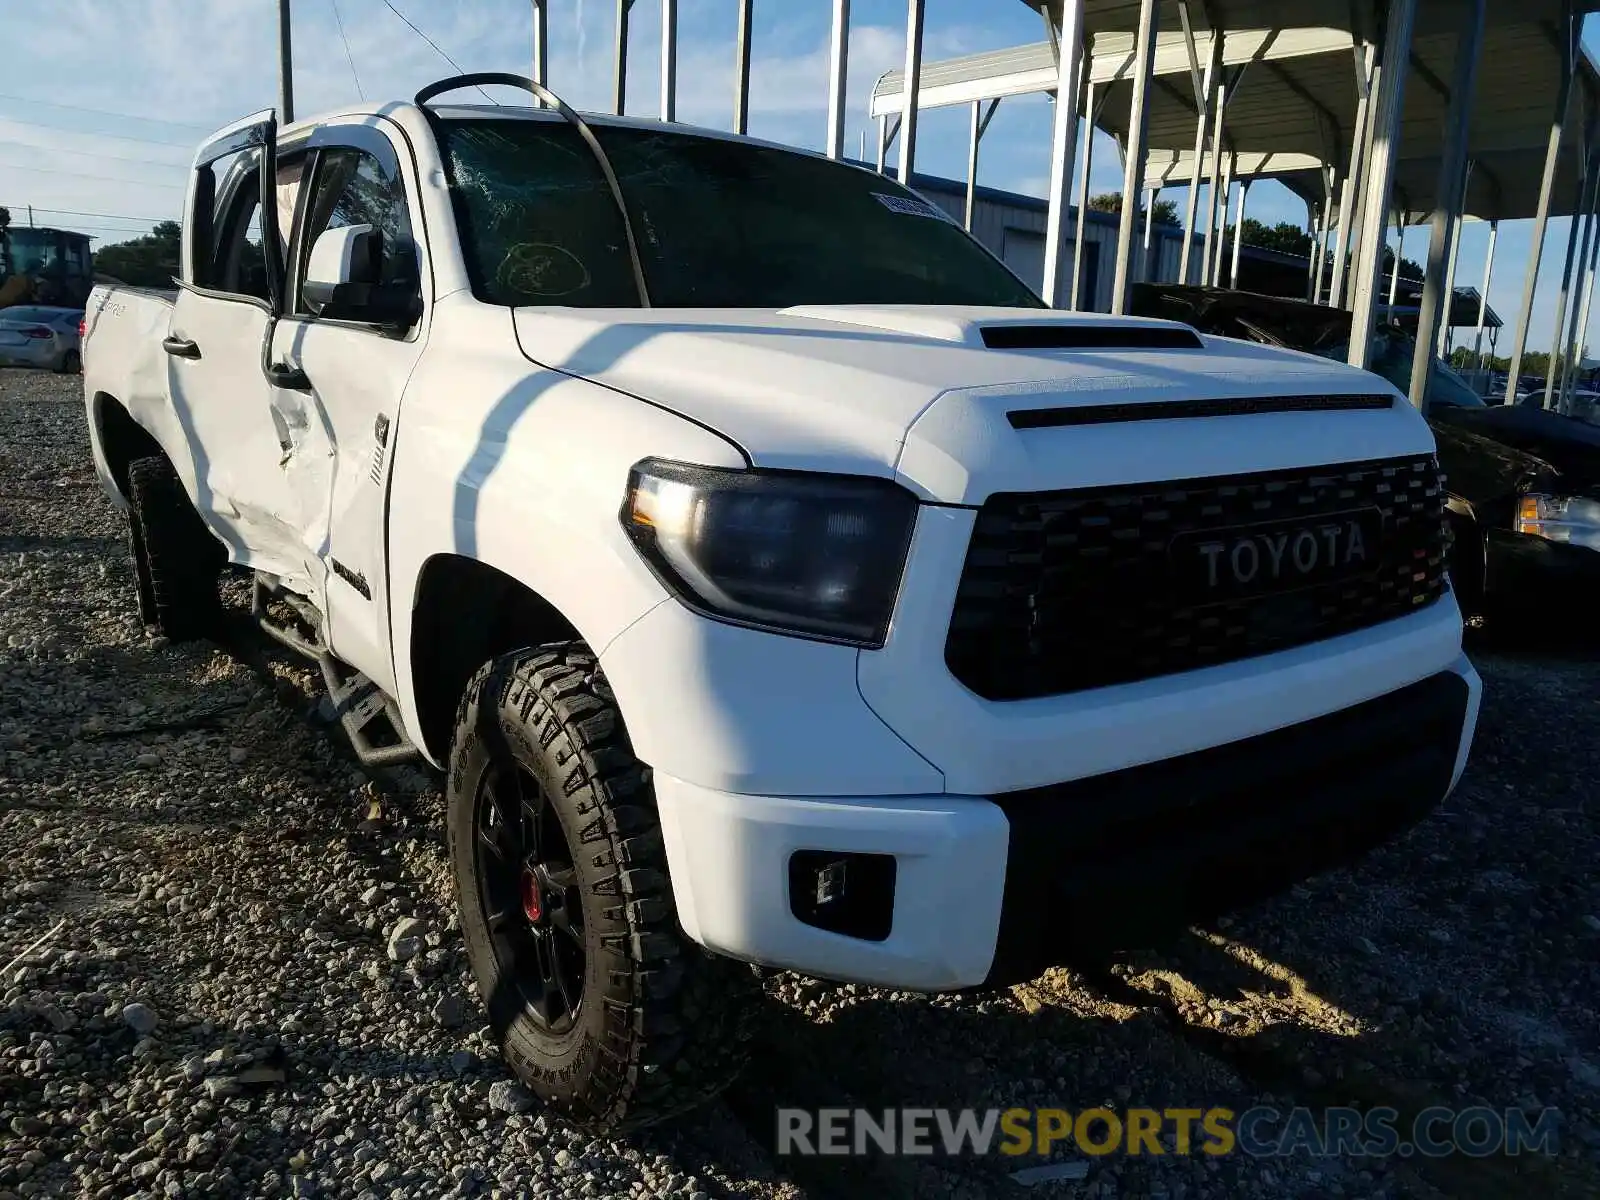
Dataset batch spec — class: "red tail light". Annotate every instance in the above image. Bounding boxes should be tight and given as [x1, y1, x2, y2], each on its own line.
[22, 326, 51, 340]
[78, 319, 87, 339]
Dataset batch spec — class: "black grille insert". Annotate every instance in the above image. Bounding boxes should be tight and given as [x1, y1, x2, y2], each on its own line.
[945, 455, 1450, 701]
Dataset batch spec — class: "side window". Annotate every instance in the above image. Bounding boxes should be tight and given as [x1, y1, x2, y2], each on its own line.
[297, 147, 419, 314]
[193, 148, 306, 303]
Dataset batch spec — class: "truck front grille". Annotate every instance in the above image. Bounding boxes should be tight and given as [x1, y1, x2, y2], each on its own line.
[945, 455, 1450, 701]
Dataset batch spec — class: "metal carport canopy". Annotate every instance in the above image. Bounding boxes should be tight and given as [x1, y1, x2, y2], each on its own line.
[1109, 20, 1600, 222]
[871, 1, 1600, 222]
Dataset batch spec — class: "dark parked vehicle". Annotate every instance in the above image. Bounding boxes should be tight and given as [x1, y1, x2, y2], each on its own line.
[1131, 285, 1600, 630]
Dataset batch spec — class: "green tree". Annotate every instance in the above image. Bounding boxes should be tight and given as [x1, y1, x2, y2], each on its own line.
[1380, 247, 1424, 282]
[93, 221, 182, 288]
[1088, 192, 1180, 227]
[1237, 218, 1313, 258]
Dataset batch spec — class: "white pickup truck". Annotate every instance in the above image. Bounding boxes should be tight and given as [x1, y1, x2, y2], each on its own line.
[83, 73, 1481, 1130]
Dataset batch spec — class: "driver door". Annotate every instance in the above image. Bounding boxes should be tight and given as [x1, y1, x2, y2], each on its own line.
[265, 119, 429, 693]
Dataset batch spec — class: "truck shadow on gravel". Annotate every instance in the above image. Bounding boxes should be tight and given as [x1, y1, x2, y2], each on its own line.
[708, 926, 1596, 1200]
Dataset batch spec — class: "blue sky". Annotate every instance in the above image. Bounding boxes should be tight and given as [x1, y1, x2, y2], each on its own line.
[1, 0, 1595, 350]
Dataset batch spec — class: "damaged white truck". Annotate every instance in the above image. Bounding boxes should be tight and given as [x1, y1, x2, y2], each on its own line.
[82, 74, 1481, 1130]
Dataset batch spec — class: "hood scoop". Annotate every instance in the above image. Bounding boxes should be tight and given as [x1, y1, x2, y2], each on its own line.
[778, 304, 1204, 349]
[979, 324, 1203, 351]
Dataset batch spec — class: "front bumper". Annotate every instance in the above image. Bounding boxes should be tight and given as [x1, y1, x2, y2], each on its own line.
[655, 657, 1479, 991]
[1485, 528, 1600, 615]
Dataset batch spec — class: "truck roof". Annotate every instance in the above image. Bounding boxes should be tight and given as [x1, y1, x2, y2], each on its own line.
[279, 101, 836, 166]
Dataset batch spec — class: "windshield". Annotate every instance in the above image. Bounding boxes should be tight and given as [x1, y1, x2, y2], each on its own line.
[438, 117, 1044, 310]
[1304, 325, 1487, 409]
[1369, 328, 1486, 408]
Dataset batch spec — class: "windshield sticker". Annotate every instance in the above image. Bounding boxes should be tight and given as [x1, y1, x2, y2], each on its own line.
[872, 192, 952, 221]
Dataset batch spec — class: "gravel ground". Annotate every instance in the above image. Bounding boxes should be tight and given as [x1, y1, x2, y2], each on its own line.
[2, 367, 1598, 1200]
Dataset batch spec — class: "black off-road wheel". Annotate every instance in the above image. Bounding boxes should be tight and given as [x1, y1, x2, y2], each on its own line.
[447, 643, 758, 1131]
[125, 455, 224, 641]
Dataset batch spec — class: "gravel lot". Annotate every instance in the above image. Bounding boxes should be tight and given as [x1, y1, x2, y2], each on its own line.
[2, 367, 1598, 1200]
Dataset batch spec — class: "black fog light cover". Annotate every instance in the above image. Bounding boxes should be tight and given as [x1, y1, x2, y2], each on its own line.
[788, 849, 896, 941]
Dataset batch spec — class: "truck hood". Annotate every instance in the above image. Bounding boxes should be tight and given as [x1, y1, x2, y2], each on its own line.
[513, 304, 1439, 503]
[1427, 421, 1558, 515]
[1431, 403, 1600, 493]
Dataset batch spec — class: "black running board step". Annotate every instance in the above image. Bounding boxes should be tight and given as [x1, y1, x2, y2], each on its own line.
[252, 572, 325, 660]
[317, 654, 421, 768]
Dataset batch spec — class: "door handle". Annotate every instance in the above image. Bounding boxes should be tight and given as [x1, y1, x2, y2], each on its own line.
[161, 335, 201, 359]
[265, 362, 313, 392]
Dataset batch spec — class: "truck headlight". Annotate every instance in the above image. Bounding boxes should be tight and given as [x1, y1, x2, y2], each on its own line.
[621, 459, 917, 646]
[1516, 494, 1600, 551]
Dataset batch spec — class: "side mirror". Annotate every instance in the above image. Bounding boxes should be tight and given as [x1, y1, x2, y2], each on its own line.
[302, 224, 419, 329]
[303, 224, 380, 315]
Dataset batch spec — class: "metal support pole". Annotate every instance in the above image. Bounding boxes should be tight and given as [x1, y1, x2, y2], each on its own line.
[531, 0, 548, 96]
[1438, 208, 1467, 359]
[1349, 0, 1418, 372]
[1569, 216, 1600, 408]
[1388, 219, 1405, 310]
[1308, 202, 1323, 299]
[966, 102, 983, 231]
[1041, 0, 1087, 306]
[826, 0, 851, 159]
[660, 0, 677, 121]
[897, 0, 926, 185]
[1471, 220, 1499, 391]
[1330, 45, 1375, 308]
[1209, 148, 1232, 287]
[277, 0, 294, 124]
[1178, 10, 1217, 286]
[1229, 176, 1248, 289]
[1406, 0, 1479, 406]
[965, 99, 999, 231]
[1545, 152, 1594, 407]
[1110, 0, 1159, 313]
[1201, 99, 1226, 284]
[1312, 183, 1333, 302]
[1179, 97, 1210, 283]
[1346, 56, 1383, 308]
[1560, 195, 1598, 410]
[1142, 188, 1158, 283]
[1070, 81, 1097, 310]
[734, 0, 753, 134]
[1506, 19, 1577, 400]
[1330, 177, 1354, 303]
[613, 0, 631, 116]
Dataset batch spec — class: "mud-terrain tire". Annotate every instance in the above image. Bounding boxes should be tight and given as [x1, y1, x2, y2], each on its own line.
[447, 643, 757, 1131]
[125, 455, 224, 641]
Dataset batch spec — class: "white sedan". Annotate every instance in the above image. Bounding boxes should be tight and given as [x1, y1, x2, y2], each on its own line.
[0, 305, 84, 372]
